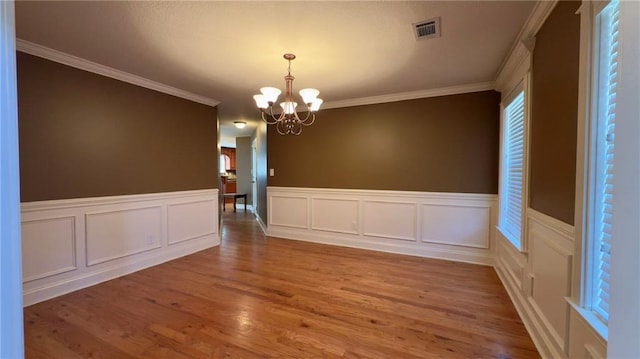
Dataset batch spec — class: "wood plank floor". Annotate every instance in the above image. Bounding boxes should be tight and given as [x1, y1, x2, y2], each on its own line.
[24, 210, 539, 358]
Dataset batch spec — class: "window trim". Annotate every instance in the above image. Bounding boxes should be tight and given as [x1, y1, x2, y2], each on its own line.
[498, 72, 532, 252]
[588, 0, 617, 325]
[572, 0, 618, 340]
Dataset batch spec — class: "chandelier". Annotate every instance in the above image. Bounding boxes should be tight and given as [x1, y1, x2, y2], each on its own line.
[253, 53, 323, 135]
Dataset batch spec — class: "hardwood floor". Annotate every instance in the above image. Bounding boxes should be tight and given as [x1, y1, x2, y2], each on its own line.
[24, 210, 539, 358]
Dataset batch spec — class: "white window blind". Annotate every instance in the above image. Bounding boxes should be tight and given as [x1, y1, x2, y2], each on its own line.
[500, 91, 525, 248]
[592, 0, 619, 324]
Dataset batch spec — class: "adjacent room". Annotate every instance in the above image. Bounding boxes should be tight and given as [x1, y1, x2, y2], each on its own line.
[0, 1, 638, 358]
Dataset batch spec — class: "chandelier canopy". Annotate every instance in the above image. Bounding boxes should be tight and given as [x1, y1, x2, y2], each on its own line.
[253, 53, 323, 135]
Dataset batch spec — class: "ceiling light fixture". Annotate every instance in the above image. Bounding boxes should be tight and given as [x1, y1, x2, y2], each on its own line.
[253, 53, 323, 136]
[234, 121, 247, 129]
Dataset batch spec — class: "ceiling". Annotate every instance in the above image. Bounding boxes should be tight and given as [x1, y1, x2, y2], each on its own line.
[15, 1, 535, 141]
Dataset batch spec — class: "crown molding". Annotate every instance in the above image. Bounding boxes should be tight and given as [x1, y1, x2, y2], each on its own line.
[495, 38, 535, 94]
[322, 81, 495, 110]
[16, 39, 220, 107]
[494, 0, 558, 89]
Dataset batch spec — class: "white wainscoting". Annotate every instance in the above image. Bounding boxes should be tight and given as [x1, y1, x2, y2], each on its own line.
[528, 213, 574, 354]
[267, 187, 497, 265]
[85, 206, 163, 266]
[168, 200, 218, 245]
[21, 189, 219, 306]
[495, 208, 607, 359]
[363, 200, 418, 241]
[422, 203, 491, 248]
[22, 216, 77, 282]
[311, 197, 359, 235]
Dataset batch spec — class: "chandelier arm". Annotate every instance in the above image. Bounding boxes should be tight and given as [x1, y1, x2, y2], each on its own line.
[300, 113, 316, 126]
[297, 108, 313, 124]
[274, 107, 287, 123]
[261, 110, 279, 125]
[261, 106, 286, 125]
[276, 118, 289, 135]
[293, 124, 302, 135]
[291, 110, 302, 123]
[290, 118, 302, 135]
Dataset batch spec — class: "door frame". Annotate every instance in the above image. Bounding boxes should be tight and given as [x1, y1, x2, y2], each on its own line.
[0, 1, 25, 356]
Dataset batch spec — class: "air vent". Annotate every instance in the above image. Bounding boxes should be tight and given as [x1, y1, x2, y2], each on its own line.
[413, 17, 441, 41]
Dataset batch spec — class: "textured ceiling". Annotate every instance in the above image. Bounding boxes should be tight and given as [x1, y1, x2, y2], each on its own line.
[15, 1, 534, 139]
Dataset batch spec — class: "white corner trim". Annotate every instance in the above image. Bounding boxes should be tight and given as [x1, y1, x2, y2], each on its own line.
[255, 213, 267, 235]
[496, 1, 558, 77]
[527, 208, 575, 241]
[322, 81, 495, 110]
[16, 39, 220, 107]
[0, 1, 25, 356]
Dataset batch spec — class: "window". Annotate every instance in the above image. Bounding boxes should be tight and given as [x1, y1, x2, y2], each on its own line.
[499, 89, 526, 249]
[588, 0, 619, 324]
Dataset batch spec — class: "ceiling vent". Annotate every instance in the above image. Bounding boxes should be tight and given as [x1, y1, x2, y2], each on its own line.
[413, 17, 441, 41]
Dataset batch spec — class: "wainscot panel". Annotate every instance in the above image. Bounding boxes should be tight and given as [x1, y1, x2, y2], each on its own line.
[311, 198, 359, 235]
[267, 187, 497, 265]
[269, 195, 308, 229]
[528, 216, 573, 353]
[362, 200, 417, 241]
[568, 306, 607, 359]
[422, 203, 490, 248]
[22, 216, 77, 282]
[168, 200, 218, 245]
[86, 206, 163, 266]
[21, 189, 219, 306]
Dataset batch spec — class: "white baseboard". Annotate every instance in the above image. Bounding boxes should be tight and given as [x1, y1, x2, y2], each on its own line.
[266, 186, 497, 266]
[269, 227, 494, 265]
[21, 189, 219, 306]
[256, 213, 267, 235]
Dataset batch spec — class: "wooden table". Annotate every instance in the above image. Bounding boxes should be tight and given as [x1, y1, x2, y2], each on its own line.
[222, 193, 247, 212]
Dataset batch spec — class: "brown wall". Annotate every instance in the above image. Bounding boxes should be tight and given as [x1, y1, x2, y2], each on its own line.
[268, 91, 500, 194]
[529, 1, 580, 224]
[17, 52, 218, 202]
